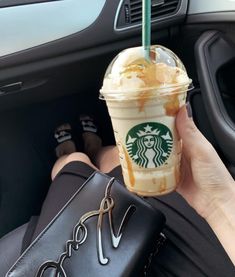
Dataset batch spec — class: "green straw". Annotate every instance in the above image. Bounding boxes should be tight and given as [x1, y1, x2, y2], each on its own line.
[142, 0, 151, 61]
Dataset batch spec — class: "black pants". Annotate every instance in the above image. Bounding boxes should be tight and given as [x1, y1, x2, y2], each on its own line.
[0, 161, 234, 276]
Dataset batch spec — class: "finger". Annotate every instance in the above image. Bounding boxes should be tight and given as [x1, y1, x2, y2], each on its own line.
[176, 103, 214, 159]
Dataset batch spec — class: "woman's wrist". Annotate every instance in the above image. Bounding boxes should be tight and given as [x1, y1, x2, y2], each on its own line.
[204, 183, 235, 264]
[205, 182, 235, 224]
[206, 194, 235, 226]
[192, 179, 235, 221]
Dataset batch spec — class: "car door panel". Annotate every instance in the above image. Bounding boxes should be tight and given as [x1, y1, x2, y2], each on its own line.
[194, 31, 235, 170]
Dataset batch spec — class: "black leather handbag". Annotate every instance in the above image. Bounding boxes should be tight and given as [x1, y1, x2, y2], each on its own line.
[6, 172, 165, 277]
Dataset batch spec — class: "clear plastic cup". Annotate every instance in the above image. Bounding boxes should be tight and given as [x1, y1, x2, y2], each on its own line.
[100, 45, 193, 196]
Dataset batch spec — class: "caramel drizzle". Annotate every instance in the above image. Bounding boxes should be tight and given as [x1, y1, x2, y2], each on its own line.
[164, 94, 180, 117]
[159, 177, 167, 194]
[122, 146, 135, 187]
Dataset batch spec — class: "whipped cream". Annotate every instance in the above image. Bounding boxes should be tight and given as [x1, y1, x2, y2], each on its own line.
[101, 46, 191, 96]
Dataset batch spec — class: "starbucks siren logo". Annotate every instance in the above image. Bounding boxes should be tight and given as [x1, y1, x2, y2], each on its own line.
[126, 122, 173, 168]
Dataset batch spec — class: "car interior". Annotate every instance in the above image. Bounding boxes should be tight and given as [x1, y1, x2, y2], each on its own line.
[0, 0, 235, 239]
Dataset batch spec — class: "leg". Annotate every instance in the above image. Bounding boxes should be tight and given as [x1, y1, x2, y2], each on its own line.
[35, 127, 99, 239]
[79, 115, 119, 173]
[52, 122, 99, 180]
[79, 115, 102, 164]
[0, 121, 102, 275]
[95, 146, 120, 173]
[51, 152, 98, 180]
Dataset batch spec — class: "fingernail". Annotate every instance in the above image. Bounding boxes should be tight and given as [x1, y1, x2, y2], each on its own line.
[186, 102, 193, 118]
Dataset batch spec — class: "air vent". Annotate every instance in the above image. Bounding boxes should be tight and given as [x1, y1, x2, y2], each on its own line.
[115, 0, 181, 31]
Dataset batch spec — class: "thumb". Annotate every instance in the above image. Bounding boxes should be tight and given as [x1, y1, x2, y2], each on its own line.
[176, 103, 212, 158]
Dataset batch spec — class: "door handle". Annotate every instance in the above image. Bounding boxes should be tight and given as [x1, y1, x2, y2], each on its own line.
[0, 82, 22, 95]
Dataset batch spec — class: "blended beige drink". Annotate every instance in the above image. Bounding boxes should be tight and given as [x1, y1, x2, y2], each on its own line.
[100, 45, 192, 196]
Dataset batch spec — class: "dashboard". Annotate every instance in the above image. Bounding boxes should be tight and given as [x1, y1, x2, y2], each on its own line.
[0, 0, 106, 57]
[0, 0, 187, 64]
[0, 0, 235, 79]
[188, 0, 235, 14]
[0, 0, 235, 57]
[188, 0, 235, 24]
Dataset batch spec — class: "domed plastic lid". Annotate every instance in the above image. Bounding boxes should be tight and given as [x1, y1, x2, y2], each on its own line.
[100, 45, 192, 99]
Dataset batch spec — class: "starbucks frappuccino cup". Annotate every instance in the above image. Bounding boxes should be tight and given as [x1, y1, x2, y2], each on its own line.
[100, 45, 192, 196]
